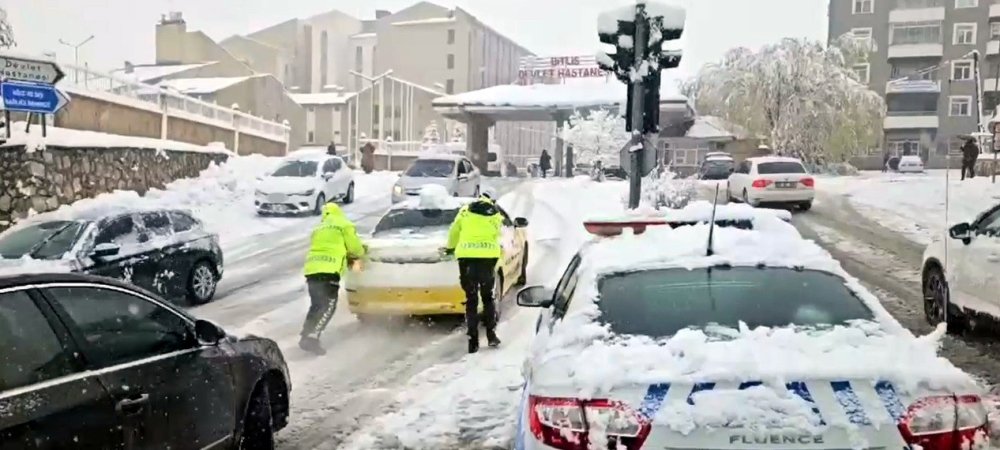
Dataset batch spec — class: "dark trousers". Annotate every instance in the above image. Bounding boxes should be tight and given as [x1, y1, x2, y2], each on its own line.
[301, 273, 340, 339]
[962, 160, 976, 180]
[458, 258, 499, 339]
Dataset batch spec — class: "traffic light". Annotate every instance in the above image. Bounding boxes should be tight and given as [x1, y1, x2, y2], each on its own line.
[597, 19, 635, 85]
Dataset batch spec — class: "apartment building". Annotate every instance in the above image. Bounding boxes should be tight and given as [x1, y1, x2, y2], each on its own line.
[829, 0, 999, 163]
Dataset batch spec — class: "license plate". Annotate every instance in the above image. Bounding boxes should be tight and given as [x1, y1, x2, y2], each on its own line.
[267, 194, 287, 203]
[776, 182, 796, 188]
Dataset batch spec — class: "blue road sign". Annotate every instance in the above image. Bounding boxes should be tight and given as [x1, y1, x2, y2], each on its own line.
[0, 80, 70, 114]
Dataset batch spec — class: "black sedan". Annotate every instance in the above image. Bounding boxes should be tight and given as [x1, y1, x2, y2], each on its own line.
[0, 208, 224, 304]
[0, 273, 290, 449]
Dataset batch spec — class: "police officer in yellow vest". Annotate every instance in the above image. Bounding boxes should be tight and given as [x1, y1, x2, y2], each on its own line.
[445, 188, 504, 353]
[300, 203, 366, 355]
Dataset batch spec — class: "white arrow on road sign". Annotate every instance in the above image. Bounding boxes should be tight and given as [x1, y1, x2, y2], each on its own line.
[0, 54, 65, 84]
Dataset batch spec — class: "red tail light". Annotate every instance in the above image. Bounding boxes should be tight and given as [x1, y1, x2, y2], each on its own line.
[528, 395, 651, 450]
[751, 179, 773, 189]
[898, 395, 990, 450]
[800, 177, 815, 188]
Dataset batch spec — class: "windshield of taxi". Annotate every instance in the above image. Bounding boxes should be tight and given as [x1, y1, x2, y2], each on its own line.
[373, 208, 461, 234]
[596, 266, 874, 338]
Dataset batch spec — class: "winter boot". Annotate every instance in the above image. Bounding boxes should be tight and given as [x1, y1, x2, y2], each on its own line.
[487, 330, 501, 348]
[468, 337, 480, 354]
[299, 336, 326, 355]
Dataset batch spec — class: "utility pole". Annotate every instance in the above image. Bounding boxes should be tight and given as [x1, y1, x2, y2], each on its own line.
[598, 2, 686, 209]
[58, 35, 94, 83]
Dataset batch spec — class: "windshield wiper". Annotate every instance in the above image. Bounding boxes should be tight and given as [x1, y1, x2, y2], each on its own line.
[27, 223, 76, 258]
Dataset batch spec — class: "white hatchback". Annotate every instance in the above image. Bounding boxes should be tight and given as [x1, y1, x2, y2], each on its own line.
[254, 155, 355, 215]
[897, 155, 925, 173]
[728, 156, 815, 210]
[513, 218, 989, 450]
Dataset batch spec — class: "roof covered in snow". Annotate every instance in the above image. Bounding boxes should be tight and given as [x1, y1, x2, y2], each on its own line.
[290, 92, 356, 105]
[159, 76, 256, 95]
[685, 116, 749, 140]
[112, 62, 217, 83]
[392, 17, 456, 26]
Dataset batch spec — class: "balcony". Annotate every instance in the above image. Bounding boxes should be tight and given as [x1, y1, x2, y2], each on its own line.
[890, 0, 945, 22]
[991, 2, 1000, 18]
[989, 40, 999, 56]
[888, 43, 944, 58]
[886, 79, 941, 94]
[884, 111, 940, 129]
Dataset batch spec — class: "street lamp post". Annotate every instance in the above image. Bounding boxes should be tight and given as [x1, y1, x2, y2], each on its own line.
[59, 35, 95, 83]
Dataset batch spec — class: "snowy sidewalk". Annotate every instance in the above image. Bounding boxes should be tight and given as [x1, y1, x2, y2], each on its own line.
[818, 170, 1000, 245]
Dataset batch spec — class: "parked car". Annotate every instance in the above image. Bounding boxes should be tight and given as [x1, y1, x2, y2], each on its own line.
[696, 157, 735, 180]
[0, 207, 224, 304]
[392, 154, 481, 203]
[514, 217, 988, 450]
[897, 155, 925, 173]
[727, 156, 815, 210]
[0, 272, 290, 449]
[347, 187, 528, 320]
[255, 154, 355, 216]
[921, 202, 1000, 331]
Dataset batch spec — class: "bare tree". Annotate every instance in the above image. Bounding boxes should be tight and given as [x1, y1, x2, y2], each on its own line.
[0, 7, 14, 49]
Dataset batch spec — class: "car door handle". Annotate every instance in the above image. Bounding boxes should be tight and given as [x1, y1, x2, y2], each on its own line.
[116, 394, 149, 415]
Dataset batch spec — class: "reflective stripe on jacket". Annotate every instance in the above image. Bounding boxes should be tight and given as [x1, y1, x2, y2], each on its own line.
[447, 197, 504, 259]
[304, 203, 366, 276]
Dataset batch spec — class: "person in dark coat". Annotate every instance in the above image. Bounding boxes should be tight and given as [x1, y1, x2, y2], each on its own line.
[882, 151, 890, 173]
[360, 143, 375, 174]
[539, 149, 552, 178]
[962, 138, 979, 180]
[327, 141, 337, 156]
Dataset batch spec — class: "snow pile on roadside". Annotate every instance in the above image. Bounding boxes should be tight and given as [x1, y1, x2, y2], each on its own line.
[2, 121, 233, 155]
[819, 170, 1000, 245]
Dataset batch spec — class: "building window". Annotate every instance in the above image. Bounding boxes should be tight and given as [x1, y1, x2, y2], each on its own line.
[853, 0, 874, 14]
[991, 22, 1000, 40]
[447, 29, 455, 45]
[891, 23, 942, 45]
[308, 131, 315, 143]
[355, 46, 363, 72]
[320, 31, 329, 88]
[952, 60, 973, 80]
[955, 0, 978, 7]
[949, 96, 972, 116]
[446, 79, 455, 94]
[853, 63, 871, 83]
[954, 23, 977, 45]
[447, 54, 455, 69]
[887, 140, 920, 157]
[851, 27, 874, 47]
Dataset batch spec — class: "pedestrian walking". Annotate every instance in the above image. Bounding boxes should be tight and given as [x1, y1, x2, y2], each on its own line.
[962, 138, 980, 181]
[443, 188, 504, 353]
[360, 142, 376, 174]
[327, 141, 338, 156]
[539, 149, 552, 178]
[882, 151, 890, 173]
[299, 203, 366, 355]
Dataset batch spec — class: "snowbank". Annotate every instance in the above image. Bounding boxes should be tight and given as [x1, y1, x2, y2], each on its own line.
[1, 121, 233, 155]
[433, 79, 688, 109]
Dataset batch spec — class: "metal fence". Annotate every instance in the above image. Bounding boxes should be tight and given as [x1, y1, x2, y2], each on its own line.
[59, 63, 291, 144]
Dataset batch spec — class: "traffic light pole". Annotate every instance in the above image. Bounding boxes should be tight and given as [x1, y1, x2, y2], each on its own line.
[628, 9, 647, 209]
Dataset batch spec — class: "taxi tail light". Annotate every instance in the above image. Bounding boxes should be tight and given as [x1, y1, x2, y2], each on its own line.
[800, 177, 815, 188]
[528, 395, 651, 450]
[897, 395, 990, 450]
[751, 179, 773, 189]
[583, 220, 667, 237]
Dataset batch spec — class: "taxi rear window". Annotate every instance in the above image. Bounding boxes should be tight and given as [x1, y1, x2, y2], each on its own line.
[596, 266, 874, 338]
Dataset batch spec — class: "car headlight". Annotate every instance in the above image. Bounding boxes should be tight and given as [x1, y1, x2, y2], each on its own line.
[393, 185, 403, 195]
[293, 189, 316, 196]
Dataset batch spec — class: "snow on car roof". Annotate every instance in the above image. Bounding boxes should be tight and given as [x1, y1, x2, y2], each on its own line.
[415, 153, 465, 161]
[392, 184, 472, 210]
[748, 156, 803, 164]
[527, 224, 975, 398]
[663, 201, 791, 223]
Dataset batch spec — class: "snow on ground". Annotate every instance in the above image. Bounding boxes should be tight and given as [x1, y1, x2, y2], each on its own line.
[339, 178, 629, 449]
[1, 121, 233, 154]
[818, 170, 1000, 245]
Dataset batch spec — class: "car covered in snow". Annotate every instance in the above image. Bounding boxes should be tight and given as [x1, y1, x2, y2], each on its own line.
[254, 153, 355, 215]
[585, 201, 795, 236]
[696, 157, 735, 181]
[0, 272, 290, 448]
[727, 156, 815, 210]
[0, 207, 224, 304]
[392, 154, 481, 203]
[896, 155, 925, 173]
[346, 186, 528, 319]
[513, 218, 989, 450]
[921, 201, 1000, 331]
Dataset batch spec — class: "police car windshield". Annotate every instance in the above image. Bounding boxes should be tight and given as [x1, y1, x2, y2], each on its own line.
[374, 208, 461, 234]
[406, 160, 455, 178]
[272, 160, 318, 177]
[596, 266, 874, 338]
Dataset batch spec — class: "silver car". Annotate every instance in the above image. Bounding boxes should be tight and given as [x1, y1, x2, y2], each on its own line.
[391, 155, 481, 203]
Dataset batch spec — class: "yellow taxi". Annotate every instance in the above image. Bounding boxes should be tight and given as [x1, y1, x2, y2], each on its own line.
[345, 190, 529, 319]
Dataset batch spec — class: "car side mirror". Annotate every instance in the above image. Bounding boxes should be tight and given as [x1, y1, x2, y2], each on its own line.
[949, 222, 973, 244]
[322, 172, 334, 180]
[91, 243, 120, 259]
[517, 285, 553, 308]
[514, 217, 529, 228]
[195, 319, 226, 345]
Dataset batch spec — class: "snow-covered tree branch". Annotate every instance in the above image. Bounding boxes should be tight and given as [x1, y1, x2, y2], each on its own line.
[0, 8, 14, 49]
[681, 37, 885, 165]
[560, 109, 630, 164]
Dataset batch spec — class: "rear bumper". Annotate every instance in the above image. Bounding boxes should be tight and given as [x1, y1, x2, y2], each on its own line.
[748, 188, 814, 204]
[346, 286, 467, 315]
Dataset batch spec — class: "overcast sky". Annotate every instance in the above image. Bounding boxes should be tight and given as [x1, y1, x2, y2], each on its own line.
[5, 0, 828, 79]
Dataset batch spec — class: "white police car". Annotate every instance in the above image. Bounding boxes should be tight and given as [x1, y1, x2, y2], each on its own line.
[513, 215, 989, 450]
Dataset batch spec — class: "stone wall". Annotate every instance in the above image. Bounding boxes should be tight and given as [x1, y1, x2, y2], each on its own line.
[0, 145, 228, 229]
